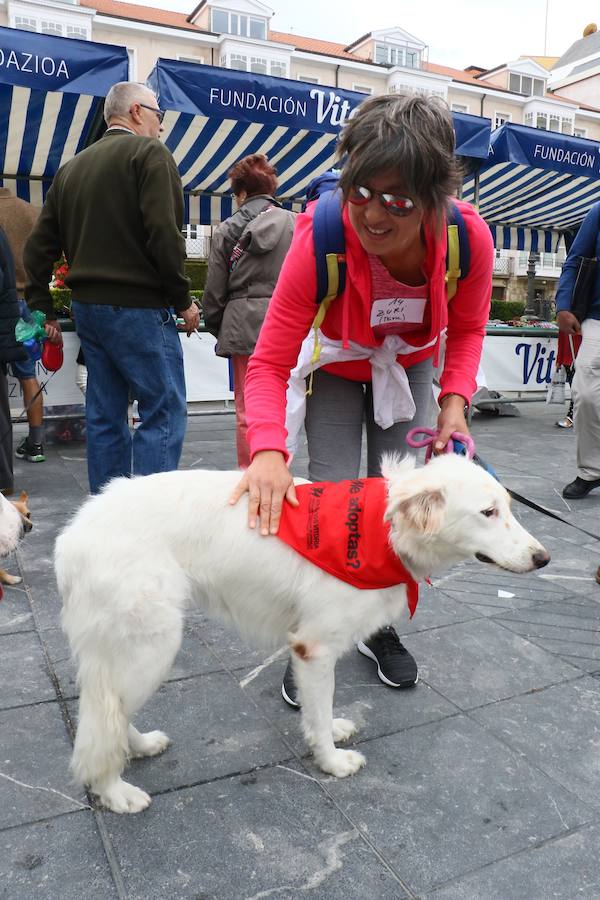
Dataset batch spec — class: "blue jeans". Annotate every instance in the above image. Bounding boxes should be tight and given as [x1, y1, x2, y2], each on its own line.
[72, 302, 187, 494]
[11, 300, 36, 379]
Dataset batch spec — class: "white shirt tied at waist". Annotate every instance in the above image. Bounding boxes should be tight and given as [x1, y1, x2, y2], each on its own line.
[285, 330, 438, 455]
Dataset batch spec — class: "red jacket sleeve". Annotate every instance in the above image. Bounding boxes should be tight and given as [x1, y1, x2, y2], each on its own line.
[439, 205, 493, 403]
[245, 210, 318, 460]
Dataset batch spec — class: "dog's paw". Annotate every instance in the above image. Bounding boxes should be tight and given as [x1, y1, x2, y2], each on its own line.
[317, 748, 366, 779]
[332, 718, 358, 743]
[97, 779, 152, 814]
[129, 730, 171, 759]
[1, 573, 21, 585]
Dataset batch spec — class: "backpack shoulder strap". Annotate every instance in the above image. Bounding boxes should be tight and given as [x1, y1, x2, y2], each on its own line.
[446, 201, 471, 300]
[306, 189, 347, 386]
[313, 189, 347, 307]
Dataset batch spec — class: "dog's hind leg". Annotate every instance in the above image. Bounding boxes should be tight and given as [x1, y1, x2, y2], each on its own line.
[71, 660, 152, 814]
[293, 647, 365, 779]
[71, 607, 183, 814]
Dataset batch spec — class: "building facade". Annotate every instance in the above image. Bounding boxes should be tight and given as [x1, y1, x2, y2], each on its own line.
[2, 0, 598, 305]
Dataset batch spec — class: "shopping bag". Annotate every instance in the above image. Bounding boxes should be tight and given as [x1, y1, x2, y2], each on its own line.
[546, 365, 567, 404]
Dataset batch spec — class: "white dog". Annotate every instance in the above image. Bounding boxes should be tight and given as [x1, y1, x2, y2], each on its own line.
[56, 454, 549, 814]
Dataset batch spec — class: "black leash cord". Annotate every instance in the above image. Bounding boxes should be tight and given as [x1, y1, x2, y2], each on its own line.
[508, 488, 600, 543]
[0, 371, 57, 446]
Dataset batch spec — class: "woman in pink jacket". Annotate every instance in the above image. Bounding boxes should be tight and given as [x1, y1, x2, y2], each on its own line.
[231, 93, 494, 705]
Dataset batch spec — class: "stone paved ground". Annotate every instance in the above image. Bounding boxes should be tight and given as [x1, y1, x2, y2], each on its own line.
[2, 401, 600, 899]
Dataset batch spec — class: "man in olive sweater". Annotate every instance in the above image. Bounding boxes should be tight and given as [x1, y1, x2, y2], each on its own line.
[24, 82, 199, 493]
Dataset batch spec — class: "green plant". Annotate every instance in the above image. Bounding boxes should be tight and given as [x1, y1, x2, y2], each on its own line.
[490, 300, 525, 322]
[185, 261, 208, 291]
[51, 288, 72, 315]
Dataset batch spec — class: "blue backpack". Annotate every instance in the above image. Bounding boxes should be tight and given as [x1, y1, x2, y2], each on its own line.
[305, 173, 471, 356]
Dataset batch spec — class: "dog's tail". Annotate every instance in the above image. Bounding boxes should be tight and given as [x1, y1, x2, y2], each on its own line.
[71, 661, 128, 790]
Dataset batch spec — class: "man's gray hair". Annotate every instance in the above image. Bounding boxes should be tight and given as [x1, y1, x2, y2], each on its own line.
[103, 82, 154, 125]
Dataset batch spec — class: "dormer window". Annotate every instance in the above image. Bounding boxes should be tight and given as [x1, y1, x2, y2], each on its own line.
[375, 42, 420, 68]
[509, 73, 545, 97]
[211, 8, 267, 40]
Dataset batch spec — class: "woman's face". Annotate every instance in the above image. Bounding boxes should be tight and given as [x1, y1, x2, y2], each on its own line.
[346, 171, 424, 260]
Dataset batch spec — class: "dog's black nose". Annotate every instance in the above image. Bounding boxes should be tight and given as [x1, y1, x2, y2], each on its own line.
[22, 518, 32, 534]
[532, 549, 550, 569]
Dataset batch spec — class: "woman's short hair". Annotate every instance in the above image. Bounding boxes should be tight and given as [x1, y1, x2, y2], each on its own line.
[337, 93, 462, 221]
[229, 154, 278, 198]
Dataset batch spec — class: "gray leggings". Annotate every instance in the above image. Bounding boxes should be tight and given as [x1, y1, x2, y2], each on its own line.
[304, 358, 435, 482]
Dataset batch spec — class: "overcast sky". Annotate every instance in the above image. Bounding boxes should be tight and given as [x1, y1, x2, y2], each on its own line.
[131, 0, 599, 69]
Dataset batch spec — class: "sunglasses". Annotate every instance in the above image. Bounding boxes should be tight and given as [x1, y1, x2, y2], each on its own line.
[348, 185, 415, 217]
[138, 103, 165, 124]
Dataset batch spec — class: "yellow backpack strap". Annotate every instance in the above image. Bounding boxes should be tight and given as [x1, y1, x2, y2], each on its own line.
[445, 223, 461, 301]
[306, 252, 344, 396]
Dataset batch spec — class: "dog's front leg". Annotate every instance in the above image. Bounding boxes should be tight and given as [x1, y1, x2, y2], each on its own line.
[293, 648, 365, 779]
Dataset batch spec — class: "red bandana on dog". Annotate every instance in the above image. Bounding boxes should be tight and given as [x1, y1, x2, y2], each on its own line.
[277, 478, 419, 617]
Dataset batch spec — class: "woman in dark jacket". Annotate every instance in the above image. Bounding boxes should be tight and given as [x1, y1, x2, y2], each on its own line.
[0, 226, 28, 493]
[203, 154, 295, 468]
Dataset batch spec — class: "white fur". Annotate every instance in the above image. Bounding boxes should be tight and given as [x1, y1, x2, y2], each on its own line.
[0, 493, 27, 557]
[56, 455, 549, 813]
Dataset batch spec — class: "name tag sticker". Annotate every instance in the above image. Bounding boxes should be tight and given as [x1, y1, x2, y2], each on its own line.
[370, 297, 427, 328]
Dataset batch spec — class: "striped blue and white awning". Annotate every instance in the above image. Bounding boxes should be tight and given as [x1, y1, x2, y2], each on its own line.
[184, 192, 302, 226]
[150, 59, 492, 225]
[0, 83, 100, 205]
[0, 27, 128, 203]
[463, 122, 600, 250]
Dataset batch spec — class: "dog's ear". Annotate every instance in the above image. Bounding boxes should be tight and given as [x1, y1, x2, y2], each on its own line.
[18, 491, 28, 503]
[381, 452, 415, 481]
[387, 488, 446, 536]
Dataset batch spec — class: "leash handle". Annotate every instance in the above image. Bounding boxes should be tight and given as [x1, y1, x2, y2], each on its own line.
[406, 427, 475, 462]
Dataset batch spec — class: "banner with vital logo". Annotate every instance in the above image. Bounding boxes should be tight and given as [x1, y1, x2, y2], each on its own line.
[148, 58, 491, 225]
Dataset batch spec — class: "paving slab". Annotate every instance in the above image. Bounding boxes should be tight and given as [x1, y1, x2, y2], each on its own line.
[424, 823, 600, 899]
[0, 701, 85, 829]
[0, 631, 56, 709]
[0, 582, 34, 634]
[471, 676, 600, 812]
[323, 715, 595, 895]
[105, 763, 408, 900]
[0, 812, 118, 900]
[405, 616, 582, 710]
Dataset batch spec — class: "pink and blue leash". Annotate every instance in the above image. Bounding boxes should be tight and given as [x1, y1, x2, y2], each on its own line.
[405, 425, 600, 543]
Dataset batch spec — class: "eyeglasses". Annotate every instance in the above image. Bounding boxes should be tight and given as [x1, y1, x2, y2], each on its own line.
[348, 185, 415, 217]
[138, 103, 165, 124]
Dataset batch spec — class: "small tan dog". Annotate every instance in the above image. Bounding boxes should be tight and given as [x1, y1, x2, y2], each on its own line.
[0, 491, 32, 585]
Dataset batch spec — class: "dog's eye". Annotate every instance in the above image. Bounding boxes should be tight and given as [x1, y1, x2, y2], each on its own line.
[481, 507, 497, 518]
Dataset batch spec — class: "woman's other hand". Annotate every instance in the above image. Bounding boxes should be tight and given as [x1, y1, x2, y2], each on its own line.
[229, 450, 298, 535]
[435, 393, 468, 452]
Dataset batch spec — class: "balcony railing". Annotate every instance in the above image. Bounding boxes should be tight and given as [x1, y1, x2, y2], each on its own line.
[516, 251, 566, 276]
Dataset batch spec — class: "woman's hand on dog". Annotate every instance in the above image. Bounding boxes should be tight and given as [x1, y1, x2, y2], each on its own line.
[229, 450, 298, 535]
[435, 394, 469, 452]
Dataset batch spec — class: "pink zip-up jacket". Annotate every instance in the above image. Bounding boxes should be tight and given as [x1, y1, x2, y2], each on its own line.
[245, 198, 493, 460]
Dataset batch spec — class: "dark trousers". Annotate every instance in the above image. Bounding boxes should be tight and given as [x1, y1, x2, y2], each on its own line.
[0, 367, 13, 493]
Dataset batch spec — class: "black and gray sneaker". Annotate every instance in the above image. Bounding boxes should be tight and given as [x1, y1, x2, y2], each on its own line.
[357, 626, 418, 688]
[281, 659, 301, 709]
[15, 437, 45, 463]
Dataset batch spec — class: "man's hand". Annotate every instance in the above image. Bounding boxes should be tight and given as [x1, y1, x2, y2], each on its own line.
[229, 450, 298, 535]
[435, 393, 469, 452]
[44, 319, 63, 345]
[557, 310, 581, 335]
[177, 303, 200, 336]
